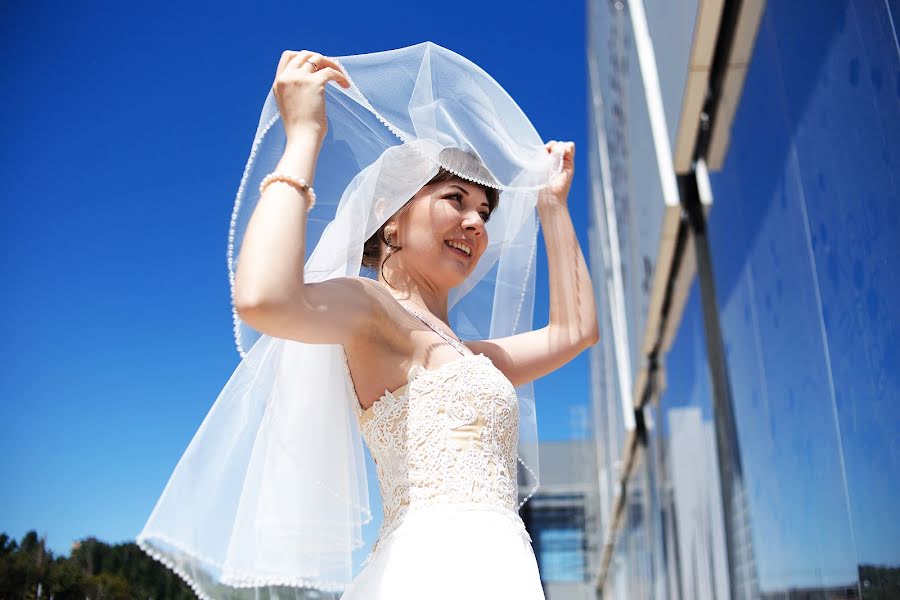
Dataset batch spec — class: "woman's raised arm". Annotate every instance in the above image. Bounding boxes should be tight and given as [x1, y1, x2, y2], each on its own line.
[467, 141, 599, 387]
[233, 50, 384, 346]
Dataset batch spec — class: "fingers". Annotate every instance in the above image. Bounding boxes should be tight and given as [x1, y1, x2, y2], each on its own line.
[545, 140, 575, 159]
[276, 50, 299, 76]
[275, 50, 351, 88]
[274, 50, 310, 81]
[314, 66, 351, 89]
[306, 54, 342, 74]
[302, 54, 350, 88]
[277, 50, 318, 77]
[285, 50, 319, 73]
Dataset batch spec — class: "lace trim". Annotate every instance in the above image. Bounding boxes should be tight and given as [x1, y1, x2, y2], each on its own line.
[517, 455, 539, 509]
[512, 214, 540, 336]
[137, 532, 350, 597]
[330, 56, 561, 194]
[342, 343, 487, 417]
[227, 112, 280, 357]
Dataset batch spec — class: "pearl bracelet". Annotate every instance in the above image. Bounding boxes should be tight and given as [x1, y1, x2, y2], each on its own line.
[259, 172, 317, 211]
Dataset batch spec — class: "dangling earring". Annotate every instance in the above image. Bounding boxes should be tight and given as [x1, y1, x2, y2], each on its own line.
[379, 224, 399, 288]
[384, 225, 397, 249]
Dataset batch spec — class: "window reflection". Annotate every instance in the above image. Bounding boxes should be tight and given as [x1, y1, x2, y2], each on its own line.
[587, 2, 899, 598]
[708, 2, 900, 594]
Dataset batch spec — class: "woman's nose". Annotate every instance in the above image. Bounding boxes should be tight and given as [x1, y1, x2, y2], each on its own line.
[462, 212, 483, 234]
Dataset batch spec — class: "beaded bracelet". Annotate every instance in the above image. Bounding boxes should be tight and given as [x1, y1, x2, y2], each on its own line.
[258, 172, 317, 211]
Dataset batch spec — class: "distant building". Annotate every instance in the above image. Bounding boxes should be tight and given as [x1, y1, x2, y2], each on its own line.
[522, 440, 601, 600]
[666, 407, 729, 600]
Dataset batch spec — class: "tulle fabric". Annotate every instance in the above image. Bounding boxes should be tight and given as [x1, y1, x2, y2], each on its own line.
[137, 41, 560, 598]
[136, 337, 370, 597]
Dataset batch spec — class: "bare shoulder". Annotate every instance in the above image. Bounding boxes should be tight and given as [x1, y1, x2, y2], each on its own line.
[337, 276, 412, 350]
[465, 326, 591, 388]
[333, 278, 418, 408]
[303, 275, 385, 307]
[308, 276, 414, 351]
[237, 275, 404, 348]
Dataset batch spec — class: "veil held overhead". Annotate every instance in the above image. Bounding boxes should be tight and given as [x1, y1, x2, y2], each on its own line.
[137, 41, 562, 599]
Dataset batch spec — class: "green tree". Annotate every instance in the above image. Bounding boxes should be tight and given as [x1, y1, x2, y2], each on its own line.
[0, 530, 195, 600]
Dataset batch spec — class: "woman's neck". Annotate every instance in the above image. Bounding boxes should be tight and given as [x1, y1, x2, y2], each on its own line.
[379, 276, 450, 324]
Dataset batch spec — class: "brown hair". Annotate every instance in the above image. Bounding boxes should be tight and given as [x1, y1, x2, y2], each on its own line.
[361, 168, 500, 282]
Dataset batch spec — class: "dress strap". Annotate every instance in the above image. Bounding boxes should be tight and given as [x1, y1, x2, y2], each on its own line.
[398, 302, 470, 357]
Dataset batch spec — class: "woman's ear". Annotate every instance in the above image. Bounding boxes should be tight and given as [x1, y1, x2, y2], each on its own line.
[374, 196, 389, 221]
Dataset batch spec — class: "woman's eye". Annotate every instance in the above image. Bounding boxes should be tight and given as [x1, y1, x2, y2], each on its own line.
[447, 193, 489, 222]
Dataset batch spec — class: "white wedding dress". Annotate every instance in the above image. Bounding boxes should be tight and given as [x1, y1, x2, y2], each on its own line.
[339, 305, 546, 599]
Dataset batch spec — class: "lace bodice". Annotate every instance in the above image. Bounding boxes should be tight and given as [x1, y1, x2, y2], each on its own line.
[346, 351, 521, 558]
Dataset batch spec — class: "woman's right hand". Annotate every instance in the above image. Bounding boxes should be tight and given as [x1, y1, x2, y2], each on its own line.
[272, 50, 351, 144]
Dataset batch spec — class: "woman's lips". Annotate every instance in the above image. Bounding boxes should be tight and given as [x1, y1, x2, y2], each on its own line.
[445, 243, 470, 259]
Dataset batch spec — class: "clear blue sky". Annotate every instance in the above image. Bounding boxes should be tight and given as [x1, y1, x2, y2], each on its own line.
[0, 2, 590, 557]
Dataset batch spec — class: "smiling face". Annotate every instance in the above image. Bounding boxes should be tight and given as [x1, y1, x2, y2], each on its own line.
[373, 174, 497, 290]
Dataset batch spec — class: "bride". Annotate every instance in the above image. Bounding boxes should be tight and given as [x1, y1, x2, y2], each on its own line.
[137, 44, 597, 600]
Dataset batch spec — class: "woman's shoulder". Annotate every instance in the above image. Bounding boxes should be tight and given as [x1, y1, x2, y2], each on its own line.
[337, 276, 396, 310]
[328, 276, 412, 342]
[342, 275, 381, 291]
[310, 275, 384, 299]
[337, 277, 415, 370]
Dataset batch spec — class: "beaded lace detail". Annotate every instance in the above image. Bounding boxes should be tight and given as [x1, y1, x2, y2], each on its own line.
[346, 305, 523, 563]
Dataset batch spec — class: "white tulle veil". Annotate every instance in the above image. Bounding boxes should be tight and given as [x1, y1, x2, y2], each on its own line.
[137, 41, 561, 599]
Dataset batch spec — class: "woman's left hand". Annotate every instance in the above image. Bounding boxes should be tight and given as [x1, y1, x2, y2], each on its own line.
[540, 140, 575, 207]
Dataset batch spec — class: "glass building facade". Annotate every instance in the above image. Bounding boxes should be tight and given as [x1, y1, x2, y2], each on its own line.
[585, 1, 899, 598]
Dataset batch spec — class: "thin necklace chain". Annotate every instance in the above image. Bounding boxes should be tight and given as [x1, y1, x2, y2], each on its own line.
[395, 295, 434, 318]
[395, 299, 470, 357]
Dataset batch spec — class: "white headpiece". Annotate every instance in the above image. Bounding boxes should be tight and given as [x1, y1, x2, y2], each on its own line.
[137, 42, 561, 599]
